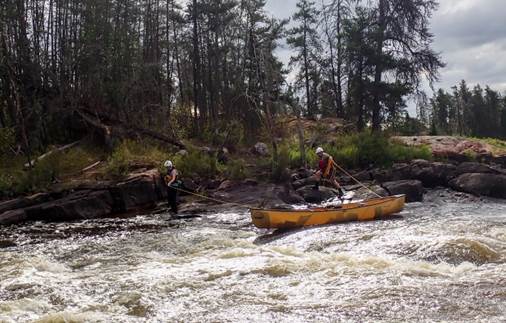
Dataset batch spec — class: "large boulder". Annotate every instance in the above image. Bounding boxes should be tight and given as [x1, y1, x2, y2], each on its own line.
[291, 168, 314, 181]
[455, 162, 498, 176]
[0, 169, 165, 226]
[253, 142, 269, 156]
[277, 190, 306, 205]
[0, 209, 28, 225]
[409, 160, 456, 187]
[182, 179, 199, 192]
[371, 163, 411, 183]
[292, 176, 319, 190]
[449, 173, 506, 198]
[353, 185, 389, 200]
[0, 193, 52, 214]
[381, 180, 424, 202]
[11, 190, 115, 223]
[296, 185, 340, 204]
[111, 171, 159, 212]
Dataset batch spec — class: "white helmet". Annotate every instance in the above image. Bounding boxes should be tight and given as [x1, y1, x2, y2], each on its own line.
[164, 160, 173, 168]
[315, 147, 324, 154]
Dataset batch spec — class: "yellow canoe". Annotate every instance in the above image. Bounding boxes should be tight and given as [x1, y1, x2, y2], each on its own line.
[251, 195, 406, 229]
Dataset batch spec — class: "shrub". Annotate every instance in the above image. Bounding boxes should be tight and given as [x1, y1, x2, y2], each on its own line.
[171, 149, 222, 179]
[278, 132, 433, 171]
[106, 140, 169, 179]
[223, 159, 248, 180]
[106, 143, 133, 178]
[271, 145, 291, 182]
[0, 127, 15, 155]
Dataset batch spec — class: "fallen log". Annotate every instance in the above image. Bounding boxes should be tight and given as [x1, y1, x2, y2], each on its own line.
[24, 141, 80, 168]
[76, 108, 185, 150]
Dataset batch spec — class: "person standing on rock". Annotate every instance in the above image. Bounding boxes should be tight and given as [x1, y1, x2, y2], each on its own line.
[164, 160, 180, 214]
[315, 147, 344, 196]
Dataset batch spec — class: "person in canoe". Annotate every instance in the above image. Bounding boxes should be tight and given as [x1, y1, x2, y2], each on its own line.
[163, 160, 181, 214]
[314, 147, 344, 196]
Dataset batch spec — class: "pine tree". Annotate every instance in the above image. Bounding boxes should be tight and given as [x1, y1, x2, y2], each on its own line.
[287, 0, 320, 117]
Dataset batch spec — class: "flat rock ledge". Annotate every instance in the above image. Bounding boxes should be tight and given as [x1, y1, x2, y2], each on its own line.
[0, 169, 166, 226]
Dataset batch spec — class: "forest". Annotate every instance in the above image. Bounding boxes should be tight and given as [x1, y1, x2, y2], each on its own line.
[1, 0, 505, 170]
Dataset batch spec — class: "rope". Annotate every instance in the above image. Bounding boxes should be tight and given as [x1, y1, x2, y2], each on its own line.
[171, 186, 256, 209]
[168, 160, 382, 209]
[332, 161, 383, 198]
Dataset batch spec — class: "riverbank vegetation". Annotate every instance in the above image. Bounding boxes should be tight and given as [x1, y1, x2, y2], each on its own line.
[0, 130, 434, 198]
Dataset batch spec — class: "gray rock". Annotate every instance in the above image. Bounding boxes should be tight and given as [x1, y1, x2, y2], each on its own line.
[292, 176, 319, 190]
[202, 179, 222, 190]
[409, 160, 456, 187]
[182, 179, 199, 192]
[353, 185, 389, 200]
[455, 162, 497, 176]
[353, 170, 373, 182]
[449, 173, 506, 198]
[0, 193, 52, 214]
[243, 179, 258, 186]
[382, 180, 424, 202]
[277, 190, 306, 205]
[217, 180, 239, 191]
[296, 185, 340, 204]
[112, 173, 158, 212]
[0, 209, 28, 225]
[16, 190, 115, 223]
[253, 142, 269, 156]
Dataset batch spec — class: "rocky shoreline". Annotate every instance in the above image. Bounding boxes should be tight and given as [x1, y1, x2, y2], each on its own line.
[1, 159, 506, 227]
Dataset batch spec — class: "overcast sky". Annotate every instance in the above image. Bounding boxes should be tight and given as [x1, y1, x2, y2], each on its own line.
[265, 0, 506, 101]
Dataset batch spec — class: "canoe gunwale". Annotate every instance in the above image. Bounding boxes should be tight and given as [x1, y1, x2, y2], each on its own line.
[250, 194, 405, 213]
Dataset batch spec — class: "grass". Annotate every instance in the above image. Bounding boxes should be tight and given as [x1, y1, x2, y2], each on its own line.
[474, 137, 506, 155]
[0, 142, 106, 198]
[284, 132, 432, 170]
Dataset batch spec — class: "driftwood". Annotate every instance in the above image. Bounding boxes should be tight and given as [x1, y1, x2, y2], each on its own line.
[24, 141, 80, 168]
[76, 108, 186, 150]
[81, 161, 102, 173]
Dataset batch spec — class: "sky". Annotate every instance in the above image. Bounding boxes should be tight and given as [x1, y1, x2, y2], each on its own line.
[265, 0, 506, 112]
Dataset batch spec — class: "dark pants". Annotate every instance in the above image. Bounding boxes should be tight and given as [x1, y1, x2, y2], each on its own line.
[167, 186, 178, 213]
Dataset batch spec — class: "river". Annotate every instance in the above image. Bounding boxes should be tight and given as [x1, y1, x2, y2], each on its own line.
[1, 190, 505, 322]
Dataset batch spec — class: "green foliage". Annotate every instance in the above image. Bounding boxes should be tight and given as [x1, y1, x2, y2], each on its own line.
[0, 127, 15, 155]
[200, 120, 245, 149]
[477, 137, 506, 155]
[106, 140, 168, 179]
[223, 159, 248, 180]
[280, 132, 433, 171]
[462, 149, 478, 161]
[171, 149, 222, 179]
[0, 144, 102, 197]
[330, 133, 432, 168]
[106, 143, 133, 178]
[271, 145, 291, 182]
